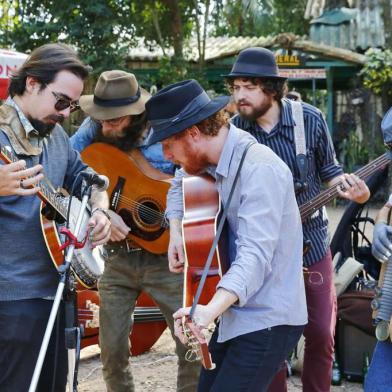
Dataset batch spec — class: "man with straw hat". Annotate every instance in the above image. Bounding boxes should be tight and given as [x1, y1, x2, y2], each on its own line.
[145, 79, 307, 391]
[71, 71, 199, 392]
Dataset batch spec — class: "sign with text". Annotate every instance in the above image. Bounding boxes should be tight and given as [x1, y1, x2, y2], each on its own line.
[279, 68, 326, 79]
[275, 54, 306, 67]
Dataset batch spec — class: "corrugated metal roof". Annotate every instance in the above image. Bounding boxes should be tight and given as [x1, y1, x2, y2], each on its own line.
[309, 0, 386, 50]
[127, 35, 366, 65]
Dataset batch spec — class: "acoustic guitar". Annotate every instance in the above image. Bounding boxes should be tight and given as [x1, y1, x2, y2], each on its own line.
[81, 143, 170, 254]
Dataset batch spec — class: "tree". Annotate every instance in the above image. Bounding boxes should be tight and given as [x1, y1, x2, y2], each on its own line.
[212, 0, 309, 37]
[0, 0, 134, 74]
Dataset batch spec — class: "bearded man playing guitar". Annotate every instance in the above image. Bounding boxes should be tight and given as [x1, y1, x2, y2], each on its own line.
[145, 79, 308, 392]
[0, 43, 111, 392]
[227, 47, 370, 392]
[70, 70, 200, 392]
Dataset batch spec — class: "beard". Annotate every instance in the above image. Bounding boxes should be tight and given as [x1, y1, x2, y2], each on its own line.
[95, 115, 146, 152]
[236, 96, 273, 122]
[178, 140, 210, 175]
[29, 115, 64, 138]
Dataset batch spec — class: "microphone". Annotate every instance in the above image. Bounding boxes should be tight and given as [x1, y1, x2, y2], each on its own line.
[80, 172, 109, 191]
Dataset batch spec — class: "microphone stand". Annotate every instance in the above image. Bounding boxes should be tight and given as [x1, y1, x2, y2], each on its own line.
[29, 184, 94, 392]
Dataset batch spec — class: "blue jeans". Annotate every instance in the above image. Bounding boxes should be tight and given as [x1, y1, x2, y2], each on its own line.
[364, 341, 392, 392]
[198, 324, 304, 392]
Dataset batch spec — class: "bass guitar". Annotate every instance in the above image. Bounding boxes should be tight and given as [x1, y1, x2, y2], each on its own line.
[300, 153, 389, 221]
[0, 143, 104, 288]
[81, 143, 170, 254]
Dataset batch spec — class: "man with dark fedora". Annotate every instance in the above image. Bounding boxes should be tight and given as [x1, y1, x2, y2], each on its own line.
[70, 71, 200, 392]
[145, 79, 307, 391]
[226, 46, 370, 392]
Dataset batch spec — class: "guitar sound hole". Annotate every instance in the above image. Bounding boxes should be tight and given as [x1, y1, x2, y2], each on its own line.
[138, 201, 160, 225]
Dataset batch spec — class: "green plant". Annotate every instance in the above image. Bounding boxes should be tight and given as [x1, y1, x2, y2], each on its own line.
[359, 48, 392, 96]
[339, 131, 369, 173]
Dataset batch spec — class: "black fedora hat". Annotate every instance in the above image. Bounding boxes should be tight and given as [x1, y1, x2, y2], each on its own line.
[145, 79, 229, 145]
[224, 47, 286, 80]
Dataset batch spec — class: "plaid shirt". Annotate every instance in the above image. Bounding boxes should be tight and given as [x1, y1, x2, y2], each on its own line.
[232, 98, 343, 266]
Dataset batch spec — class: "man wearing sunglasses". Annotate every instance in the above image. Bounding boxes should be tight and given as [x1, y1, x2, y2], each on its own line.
[0, 43, 111, 392]
[70, 70, 200, 392]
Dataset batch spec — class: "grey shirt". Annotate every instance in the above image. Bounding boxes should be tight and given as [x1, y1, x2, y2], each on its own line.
[166, 124, 307, 342]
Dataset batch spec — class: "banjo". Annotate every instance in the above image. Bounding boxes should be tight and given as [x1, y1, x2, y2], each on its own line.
[0, 143, 104, 288]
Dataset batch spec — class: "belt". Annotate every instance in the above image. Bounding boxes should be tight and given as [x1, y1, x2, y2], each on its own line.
[105, 239, 142, 254]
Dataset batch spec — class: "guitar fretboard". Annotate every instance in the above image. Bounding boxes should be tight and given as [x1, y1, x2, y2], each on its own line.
[300, 153, 389, 221]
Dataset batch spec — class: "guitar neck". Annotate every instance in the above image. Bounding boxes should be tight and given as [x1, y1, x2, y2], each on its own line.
[300, 153, 389, 221]
[0, 144, 67, 219]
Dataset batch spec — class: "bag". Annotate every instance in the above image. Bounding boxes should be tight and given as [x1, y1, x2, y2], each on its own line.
[291, 253, 364, 372]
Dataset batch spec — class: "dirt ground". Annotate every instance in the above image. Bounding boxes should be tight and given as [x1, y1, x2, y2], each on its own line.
[77, 205, 378, 392]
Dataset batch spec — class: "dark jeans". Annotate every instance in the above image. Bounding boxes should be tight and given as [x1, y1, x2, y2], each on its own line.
[0, 299, 67, 392]
[198, 324, 304, 392]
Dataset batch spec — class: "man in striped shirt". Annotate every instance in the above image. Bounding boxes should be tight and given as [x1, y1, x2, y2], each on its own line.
[226, 47, 370, 392]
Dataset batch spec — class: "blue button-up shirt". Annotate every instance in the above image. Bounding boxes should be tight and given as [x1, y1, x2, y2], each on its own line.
[70, 117, 175, 175]
[232, 98, 343, 267]
[166, 124, 307, 342]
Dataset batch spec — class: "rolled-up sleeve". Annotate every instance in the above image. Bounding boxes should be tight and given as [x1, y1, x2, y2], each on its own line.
[166, 168, 186, 220]
[315, 111, 343, 182]
[217, 161, 290, 307]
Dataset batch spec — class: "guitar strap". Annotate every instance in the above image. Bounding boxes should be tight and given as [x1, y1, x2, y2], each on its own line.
[290, 100, 308, 191]
[189, 140, 255, 319]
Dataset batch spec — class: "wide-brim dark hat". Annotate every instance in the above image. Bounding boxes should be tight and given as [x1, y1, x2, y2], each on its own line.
[145, 79, 229, 145]
[80, 70, 151, 120]
[223, 47, 287, 80]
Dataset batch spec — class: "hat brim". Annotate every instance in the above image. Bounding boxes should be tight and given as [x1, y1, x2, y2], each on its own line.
[146, 95, 230, 146]
[79, 87, 151, 120]
[222, 71, 287, 80]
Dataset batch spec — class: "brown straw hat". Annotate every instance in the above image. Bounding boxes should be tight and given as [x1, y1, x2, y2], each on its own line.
[80, 70, 151, 120]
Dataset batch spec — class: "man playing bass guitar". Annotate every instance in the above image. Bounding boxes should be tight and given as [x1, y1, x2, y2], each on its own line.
[0, 43, 111, 392]
[227, 47, 370, 392]
[145, 79, 308, 392]
[70, 70, 199, 392]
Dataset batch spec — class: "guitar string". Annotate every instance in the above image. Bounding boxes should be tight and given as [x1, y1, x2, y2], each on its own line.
[115, 195, 166, 224]
[300, 156, 387, 219]
[116, 194, 165, 217]
[300, 153, 388, 219]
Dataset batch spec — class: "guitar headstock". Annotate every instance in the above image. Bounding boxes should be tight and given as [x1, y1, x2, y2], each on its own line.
[183, 317, 216, 370]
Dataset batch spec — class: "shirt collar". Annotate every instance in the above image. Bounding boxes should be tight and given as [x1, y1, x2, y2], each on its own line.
[5, 97, 38, 138]
[215, 123, 241, 179]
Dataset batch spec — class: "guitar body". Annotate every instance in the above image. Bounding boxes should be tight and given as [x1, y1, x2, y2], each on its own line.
[81, 143, 170, 254]
[40, 199, 105, 289]
[78, 289, 167, 355]
[182, 175, 229, 308]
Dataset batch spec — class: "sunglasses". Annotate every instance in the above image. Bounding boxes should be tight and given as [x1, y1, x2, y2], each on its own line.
[51, 91, 80, 113]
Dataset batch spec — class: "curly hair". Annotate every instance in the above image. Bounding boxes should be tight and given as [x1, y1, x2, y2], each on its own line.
[226, 77, 288, 101]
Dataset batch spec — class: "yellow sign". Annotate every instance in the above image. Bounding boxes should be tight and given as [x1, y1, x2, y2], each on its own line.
[276, 54, 302, 66]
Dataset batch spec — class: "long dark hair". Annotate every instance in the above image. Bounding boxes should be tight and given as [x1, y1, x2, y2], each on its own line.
[9, 43, 89, 97]
[95, 112, 148, 151]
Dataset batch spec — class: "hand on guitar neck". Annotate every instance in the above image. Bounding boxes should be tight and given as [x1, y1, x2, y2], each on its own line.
[173, 305, 217, 370]
[0, 160, 43, 196]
